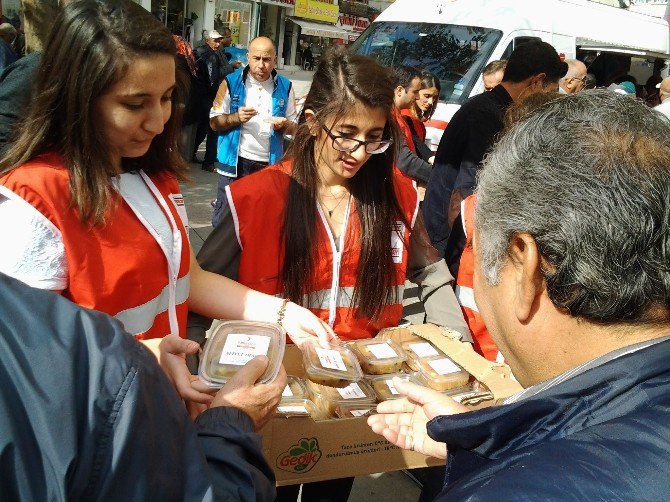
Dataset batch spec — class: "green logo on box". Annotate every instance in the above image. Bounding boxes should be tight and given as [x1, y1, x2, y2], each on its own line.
[277, 437, 322, 473]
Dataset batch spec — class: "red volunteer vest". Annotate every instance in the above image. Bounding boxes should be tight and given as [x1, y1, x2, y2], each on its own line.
[394, 107, 416, 152]
[0, 153, 191, 340]
[400, 108, 427, 143]
[455, 195, 502, 362]
[227, 161, 419, 341]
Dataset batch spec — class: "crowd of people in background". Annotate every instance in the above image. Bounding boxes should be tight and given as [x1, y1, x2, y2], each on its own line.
[1, 1, 670, 500]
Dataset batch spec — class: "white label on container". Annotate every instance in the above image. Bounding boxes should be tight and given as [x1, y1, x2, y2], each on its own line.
[385, 379, 400, 395]
[391, 221, 405, 264]
[367, 342, 398, 359]
[282, 385, 294, 397]
[350, 409, 371, 417]
[315, 347, 347, 372]
[336, 382, 366, 399]
[409, 342, 440, 358]
[277, 405, 307, 414]
[428, 357, 461, 375]
[219, 333, 271, 366]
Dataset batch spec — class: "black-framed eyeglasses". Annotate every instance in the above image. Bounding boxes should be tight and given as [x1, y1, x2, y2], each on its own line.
[322, 125, 393, 155]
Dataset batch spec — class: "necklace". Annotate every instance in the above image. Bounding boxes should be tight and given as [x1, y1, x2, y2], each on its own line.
[320, 191, 349, 217]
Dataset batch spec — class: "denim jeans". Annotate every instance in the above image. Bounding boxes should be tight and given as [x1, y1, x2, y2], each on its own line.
[211, 156, 268, 227]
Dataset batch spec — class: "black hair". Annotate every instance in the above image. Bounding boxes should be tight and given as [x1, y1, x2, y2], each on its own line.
[503, 41, 568, 84]
[392, 65, 421, 90]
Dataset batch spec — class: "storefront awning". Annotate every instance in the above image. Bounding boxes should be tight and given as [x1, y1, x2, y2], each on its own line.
[289, 17, 350, 39]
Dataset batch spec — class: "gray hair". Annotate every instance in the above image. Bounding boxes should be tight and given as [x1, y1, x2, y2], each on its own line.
[476, 89, 670, 324]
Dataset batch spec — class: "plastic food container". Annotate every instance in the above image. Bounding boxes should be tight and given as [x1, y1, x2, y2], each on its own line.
[302, 342, 363, 388]
[306, 379, 377, 419]
[441, 381, 495, 406]
[281, 375, 308, 400]
[400, 340, 446, 371]
[334, 403, 377, 419]
[350, 339, 407, 375]
[199, 320, 286, 387]
[415, 356, 470, 391]
[276, 398, 318, 418]
[368, 373, 421, 402]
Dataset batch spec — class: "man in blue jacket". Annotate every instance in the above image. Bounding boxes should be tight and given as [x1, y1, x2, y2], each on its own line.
[209, 36, 296, 226]
[369, 90, 670, 500]
[0, 272, 283, 501]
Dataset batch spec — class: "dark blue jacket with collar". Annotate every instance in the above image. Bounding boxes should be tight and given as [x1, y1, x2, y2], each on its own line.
[429, 338, 670, 500]
[0, 273, 276, 501]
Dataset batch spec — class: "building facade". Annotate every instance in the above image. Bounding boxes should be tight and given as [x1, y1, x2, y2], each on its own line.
[125, 0, 376, 69]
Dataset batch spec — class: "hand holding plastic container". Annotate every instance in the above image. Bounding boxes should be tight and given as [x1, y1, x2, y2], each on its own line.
[199, 320, 286, 387]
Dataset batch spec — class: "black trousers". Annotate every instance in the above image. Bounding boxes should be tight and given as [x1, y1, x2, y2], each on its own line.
[192, 101, 218, 164]
[275, 477, 355, 502]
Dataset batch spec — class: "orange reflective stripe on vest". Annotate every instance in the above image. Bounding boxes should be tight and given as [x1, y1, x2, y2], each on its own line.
[227, 161, 418, 341]
[455, 195, 503, 362]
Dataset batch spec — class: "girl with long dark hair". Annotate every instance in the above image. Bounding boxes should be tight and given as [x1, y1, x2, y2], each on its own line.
[0, 0, 334, 405]
[191, 46, 468, 500]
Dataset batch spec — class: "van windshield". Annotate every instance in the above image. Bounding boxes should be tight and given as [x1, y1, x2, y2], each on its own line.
[351, 22, 502, 105]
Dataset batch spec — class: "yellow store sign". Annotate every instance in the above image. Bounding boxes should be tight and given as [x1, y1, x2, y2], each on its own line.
[295, 0, 339, 24]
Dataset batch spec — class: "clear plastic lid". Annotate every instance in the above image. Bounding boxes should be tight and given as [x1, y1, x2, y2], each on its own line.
[400, 340, 446, 371]
[275, 398, 318, 418]
[441, 381, 494, 406]
[368, 373, 421, 402]
[334, 403, 377, 419]
[198, 320, 286, 387]
[281, 375, 307, 401]
[302, 341, 363, 388]
[350, 339, 407, 375]
[415, 355, 471, 391]
[306, 379, 377, 418]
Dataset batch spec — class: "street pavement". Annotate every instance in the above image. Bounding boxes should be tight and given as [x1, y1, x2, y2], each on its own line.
[181, 67, 425, 501]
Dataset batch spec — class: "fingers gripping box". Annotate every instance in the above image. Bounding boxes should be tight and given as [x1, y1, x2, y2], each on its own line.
[260, 324, 523, 486]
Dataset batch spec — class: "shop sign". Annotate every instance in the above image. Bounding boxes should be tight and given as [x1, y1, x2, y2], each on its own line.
[295, 0, 339, 23]
[261, 0, 296, 7]
[336, 14, 370, 33]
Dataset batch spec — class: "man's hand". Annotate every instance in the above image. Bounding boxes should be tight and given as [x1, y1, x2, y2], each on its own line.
[282, 301, 340, 348]
[271, 117, 287, 131]
[158, 334, 216, 405]
[237, 106, 257, 124]
[212, 356, 288, 430]
[232, 60, 243, 69]
[367, 377, 469, 459]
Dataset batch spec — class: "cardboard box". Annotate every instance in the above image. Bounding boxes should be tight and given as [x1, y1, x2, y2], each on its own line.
[260, 324, 523, 486]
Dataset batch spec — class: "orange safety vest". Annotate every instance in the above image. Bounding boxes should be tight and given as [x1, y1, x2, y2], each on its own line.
[226, 161, 419, 341]
[394, 107, 416, 152]
[0, 152, 191, 340]
[455, 195, 503, 362]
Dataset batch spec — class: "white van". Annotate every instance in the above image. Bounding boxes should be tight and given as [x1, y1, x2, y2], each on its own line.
[351, 0, 670, 150]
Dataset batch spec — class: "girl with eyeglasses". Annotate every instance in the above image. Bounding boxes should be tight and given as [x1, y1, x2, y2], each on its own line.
[189, 43, 469, 502]
[190, 47, 469, 358]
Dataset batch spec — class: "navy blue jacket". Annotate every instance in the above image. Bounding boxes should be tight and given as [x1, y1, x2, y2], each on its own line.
[429, 338, 670, 500]
[0, 273, 276, 501]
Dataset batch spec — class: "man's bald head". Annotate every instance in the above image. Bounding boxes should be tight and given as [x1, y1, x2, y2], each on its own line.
[247, 36, 277, 82]
[0, 23, 17, 45]
[657, 76, 670, 103]
[248, 36, 276, 55]
[559, 59, 588, 94]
